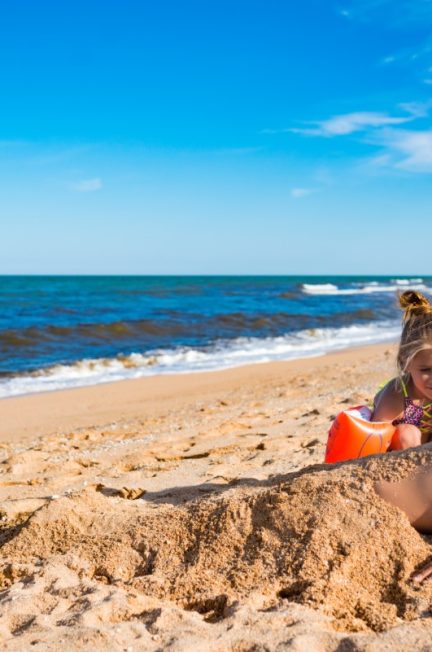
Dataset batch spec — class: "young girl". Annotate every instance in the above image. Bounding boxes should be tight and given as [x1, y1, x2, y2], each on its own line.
[372, 290, 432, 450]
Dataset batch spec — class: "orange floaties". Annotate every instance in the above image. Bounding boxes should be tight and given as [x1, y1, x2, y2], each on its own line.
[325, 406, 395, 463]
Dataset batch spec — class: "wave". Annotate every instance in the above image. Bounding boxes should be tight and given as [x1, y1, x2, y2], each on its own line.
[0, 320, 401, 398]
[302, 283, 339, 294]
[0, 319, 187, 350]
[0, 309, 380, 353]
[302, 281, 429, 296]
[392, 278, 424, 285]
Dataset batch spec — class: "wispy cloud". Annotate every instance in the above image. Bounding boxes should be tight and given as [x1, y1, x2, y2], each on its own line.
[266, 110, 416, 138]
[271, 99, 432, 174]
[268, 101, 431, 144]
[72, 178, 103, 192]
[374, 129, 432, 171]
[341, 1, 432, 82]
[399, 100, 432, 117]
[290, 187, 316, 198]
[380, 37, 432, 73]
[363, 153, 393, 169]
[338, 0, 432, 26]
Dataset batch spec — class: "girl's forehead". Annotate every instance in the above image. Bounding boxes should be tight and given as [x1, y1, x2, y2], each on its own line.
[413, 348, 432, 364]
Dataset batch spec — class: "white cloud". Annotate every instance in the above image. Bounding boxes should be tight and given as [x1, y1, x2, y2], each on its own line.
[72, 177, 103, 192]
[288, 111, 414, 137]
[398, 100, 432, 117]
[290, 187, 315, 198]
[340, 2, 432, 84]
[365, 153, 393, 168]
[378, 40, 432, 75]
[382, 129, 432, 171]
[339, 0, 432, 25]
[362, 128, 432, 173]
[267, 101, 432, 175]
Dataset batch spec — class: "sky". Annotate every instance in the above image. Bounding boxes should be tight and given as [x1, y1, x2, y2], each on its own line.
[1, 0, 432, 275]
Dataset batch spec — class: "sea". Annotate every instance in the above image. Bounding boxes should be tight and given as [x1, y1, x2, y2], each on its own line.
[1, 275, 430, 399]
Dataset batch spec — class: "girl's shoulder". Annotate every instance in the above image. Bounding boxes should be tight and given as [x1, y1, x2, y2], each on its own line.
[372, 378, 405, 422]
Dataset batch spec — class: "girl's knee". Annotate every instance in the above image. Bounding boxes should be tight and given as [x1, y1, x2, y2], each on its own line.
[392, 424, 422, 450]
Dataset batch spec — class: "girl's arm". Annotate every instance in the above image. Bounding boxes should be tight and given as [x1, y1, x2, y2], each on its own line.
[371, 379, 404, 422]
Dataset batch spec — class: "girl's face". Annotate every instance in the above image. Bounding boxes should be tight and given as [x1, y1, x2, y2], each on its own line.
[409, 349, 432, 400]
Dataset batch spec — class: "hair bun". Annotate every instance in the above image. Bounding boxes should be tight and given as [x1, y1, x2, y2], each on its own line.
[399, 290, 431, 320]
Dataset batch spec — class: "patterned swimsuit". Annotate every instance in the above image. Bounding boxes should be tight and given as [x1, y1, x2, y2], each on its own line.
[392, 379, 432, 438]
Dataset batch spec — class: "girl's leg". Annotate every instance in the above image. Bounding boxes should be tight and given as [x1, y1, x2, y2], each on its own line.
[391, 424, 422, 450]
[375, 469, 432, 532]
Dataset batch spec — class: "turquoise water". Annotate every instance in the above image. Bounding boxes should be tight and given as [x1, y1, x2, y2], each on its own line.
[0, 275, 429, 397]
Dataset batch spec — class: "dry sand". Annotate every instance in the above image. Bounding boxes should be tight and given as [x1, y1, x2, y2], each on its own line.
[2, 343, 432, 651]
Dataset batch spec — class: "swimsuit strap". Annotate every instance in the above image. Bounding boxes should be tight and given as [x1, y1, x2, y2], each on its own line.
[420, 403, 432, 436]
[399, 377, 409, 398]
[400, 377, 432, 411]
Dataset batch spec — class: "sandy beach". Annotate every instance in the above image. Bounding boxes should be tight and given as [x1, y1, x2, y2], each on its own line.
[2, 342, 432, 650]
[3, 0, 431, 646]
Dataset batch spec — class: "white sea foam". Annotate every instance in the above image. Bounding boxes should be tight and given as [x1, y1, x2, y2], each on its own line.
[302, 281, 429, 296]
[302, 283, 338, 294]
[392, 278, 424, 286]
[0, 321, 401, 398]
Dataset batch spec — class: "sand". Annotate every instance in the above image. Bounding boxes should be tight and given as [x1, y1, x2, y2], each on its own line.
[2, 343, 432, 651]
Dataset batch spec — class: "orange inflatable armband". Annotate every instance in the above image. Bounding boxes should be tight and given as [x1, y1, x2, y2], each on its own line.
[325, 406, 395, 464]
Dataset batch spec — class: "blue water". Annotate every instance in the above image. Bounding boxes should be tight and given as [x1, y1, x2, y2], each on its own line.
[0, 275, 429, 397]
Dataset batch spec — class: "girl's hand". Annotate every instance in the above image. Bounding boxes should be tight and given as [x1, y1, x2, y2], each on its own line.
[412, 561, 432, 584]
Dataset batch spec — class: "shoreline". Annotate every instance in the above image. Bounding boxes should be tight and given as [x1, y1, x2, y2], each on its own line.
[0, 327, 401, 400]
[1, 340, 396, 443]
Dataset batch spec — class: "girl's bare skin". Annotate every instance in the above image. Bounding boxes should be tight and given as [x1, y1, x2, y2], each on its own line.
[371, 289, 432, 451]
[373, 349, 432, 450]
[372, 293, 432, 581]
[375, 467, 432, 583]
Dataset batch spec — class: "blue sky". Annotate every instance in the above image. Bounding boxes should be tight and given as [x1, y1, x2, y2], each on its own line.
[1, 0, 432, 274]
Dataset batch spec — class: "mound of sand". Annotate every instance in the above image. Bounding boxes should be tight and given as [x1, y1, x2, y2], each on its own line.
[3, 346, 432, 650]
[2, 447, 432, 650]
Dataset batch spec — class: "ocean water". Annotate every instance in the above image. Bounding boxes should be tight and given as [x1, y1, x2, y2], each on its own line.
[0, 275, 430, 398]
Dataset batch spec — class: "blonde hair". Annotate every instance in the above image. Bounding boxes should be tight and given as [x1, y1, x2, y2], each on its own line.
[397, 290, 432, 382]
